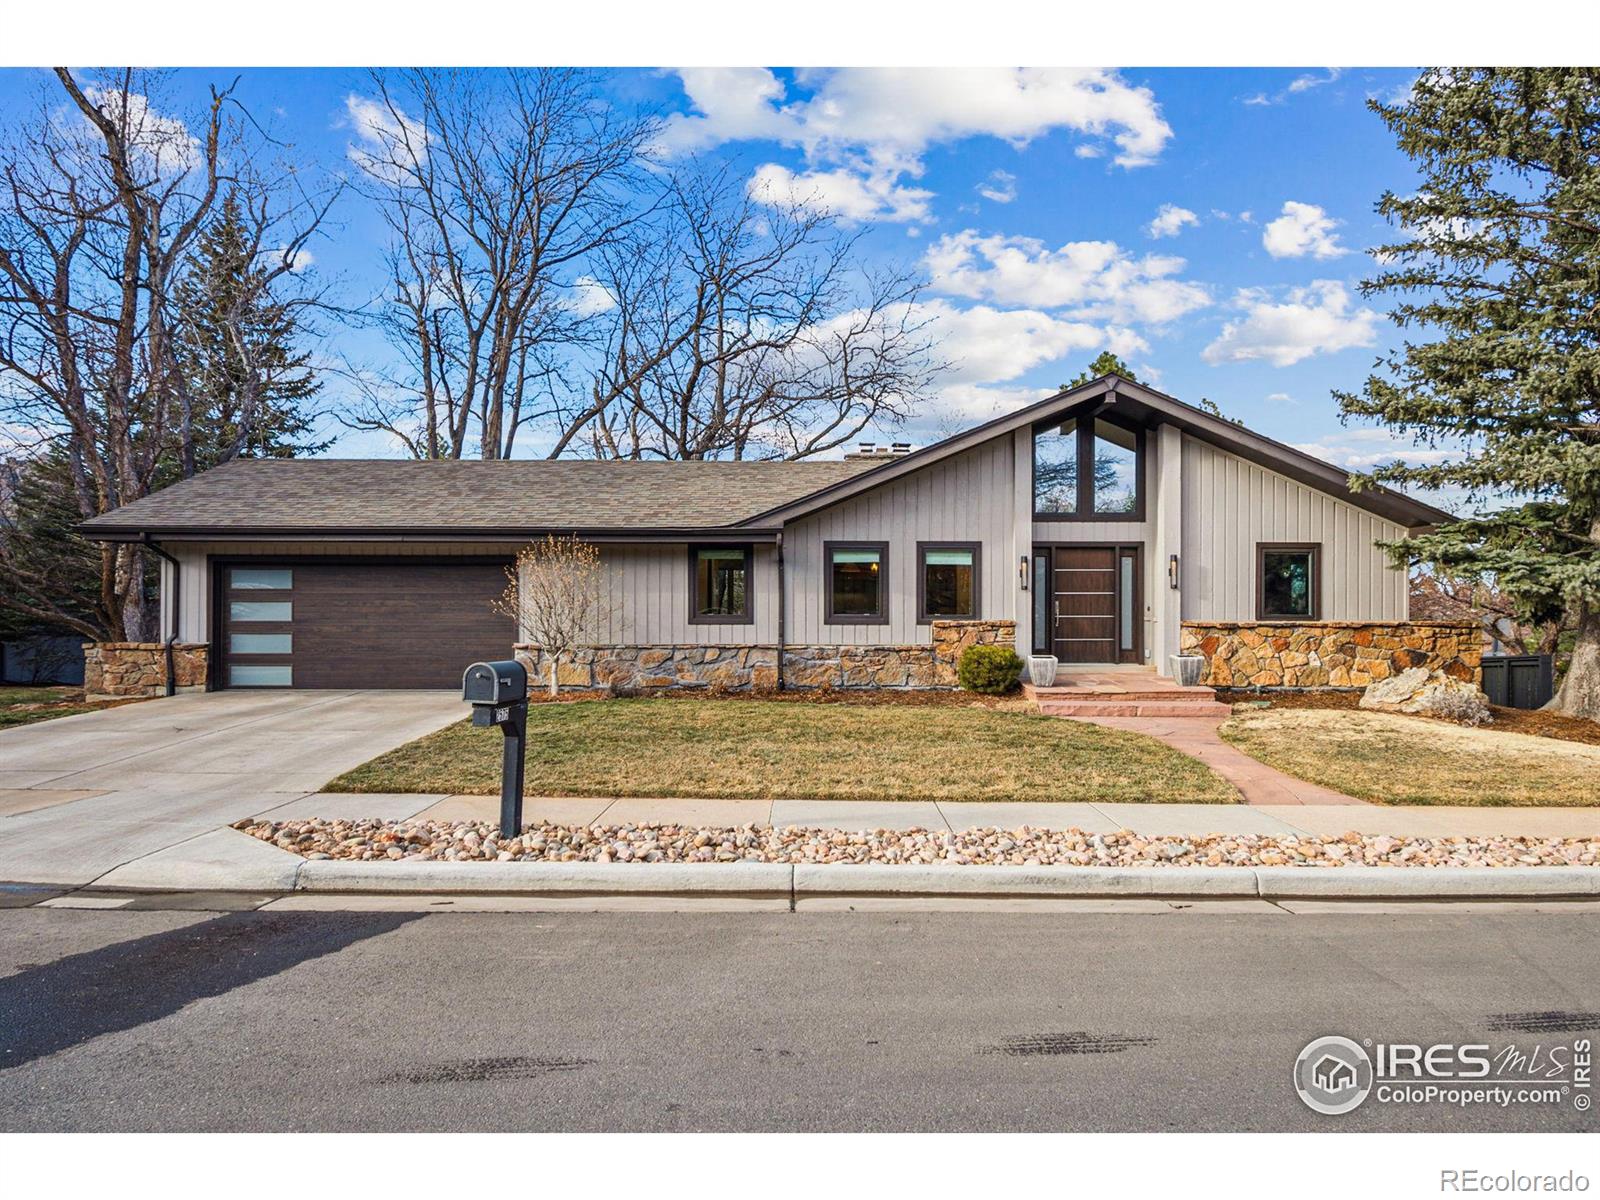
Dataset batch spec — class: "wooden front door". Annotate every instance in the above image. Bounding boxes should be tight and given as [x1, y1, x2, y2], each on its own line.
[1042, 545, 1141, 664]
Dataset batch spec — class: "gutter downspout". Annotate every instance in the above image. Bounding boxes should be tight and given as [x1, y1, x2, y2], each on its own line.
[142, 534, 180, 698]
[775, 529, 786, 692]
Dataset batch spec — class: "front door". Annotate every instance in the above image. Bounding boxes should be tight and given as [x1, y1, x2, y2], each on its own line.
[1037, 545, 1141, 664]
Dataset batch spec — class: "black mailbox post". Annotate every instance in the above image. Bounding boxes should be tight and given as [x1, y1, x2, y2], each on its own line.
[462, 660, 529, 837]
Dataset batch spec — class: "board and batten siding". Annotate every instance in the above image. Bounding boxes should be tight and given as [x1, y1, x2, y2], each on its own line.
[784, 437, 1017, 645]
[1179, 437, 1409, 622]
[581, 544, 777, 645]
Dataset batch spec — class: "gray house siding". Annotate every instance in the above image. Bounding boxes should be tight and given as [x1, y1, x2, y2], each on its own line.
[1179, 437, 1409, 622]
[785, 437, 1018, 645]
[587, 543, 778, 645]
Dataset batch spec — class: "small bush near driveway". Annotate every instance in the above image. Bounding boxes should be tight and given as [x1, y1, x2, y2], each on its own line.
[327, 698, 1237, 804]
[1219, 708, 1600, 806]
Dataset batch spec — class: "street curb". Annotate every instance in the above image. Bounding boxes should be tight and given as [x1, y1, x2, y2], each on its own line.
[294, 859, 795, 895]
[1251, 866, 1600, 898]
[791, 864, 1259, 897]
[290, 860, 1600, 900]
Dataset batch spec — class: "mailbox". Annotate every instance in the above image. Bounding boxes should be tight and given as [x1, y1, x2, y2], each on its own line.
[462, 659, 530, 838]
[462, 659, 528, 706]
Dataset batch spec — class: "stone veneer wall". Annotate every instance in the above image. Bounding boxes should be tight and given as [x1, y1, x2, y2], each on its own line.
[84, 642, 209, 700]
[1178, 622, 1480, 689]
[516, 620, 1015, 693]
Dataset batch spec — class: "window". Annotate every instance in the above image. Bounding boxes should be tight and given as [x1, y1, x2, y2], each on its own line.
[229, 664, 293, 687]
[918, 543, 979, 623]
[230, 633, 293, 655]
[1034, 419, 1078, 514]
[1257, 543, 1320, 620]
[229, 567, 292, 590]
[229, 600, 292, 622]
[688, 545, 753, 624]
[825, 542, 888, 624]
[1033, 413, 1144, 519]
[1093, 420, 1138, 514]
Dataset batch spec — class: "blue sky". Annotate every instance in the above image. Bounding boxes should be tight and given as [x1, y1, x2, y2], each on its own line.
[0, 66, 1440, 473]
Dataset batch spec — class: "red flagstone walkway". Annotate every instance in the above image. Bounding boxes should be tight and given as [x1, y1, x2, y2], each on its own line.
[1070, 715, 1369, 806]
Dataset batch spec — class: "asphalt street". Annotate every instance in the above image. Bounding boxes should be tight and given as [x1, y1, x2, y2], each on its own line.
[1, 902, 1596, 1132]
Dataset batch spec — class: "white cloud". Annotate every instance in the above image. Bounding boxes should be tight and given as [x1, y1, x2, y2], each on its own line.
[1288, 68, 1343, 94]
[1245, 68, 1344, 107]
[1202, 281, 1380, 367]
[1264, 391, 1297, 406]
[1291, 428, 1460, 470]
[662, 67, 1172, 168]
[567, 276, 616, 317]
[918, 298, 1110, 385]
[660, 68, 1171, 225]
[345, 93, 428, 178]
[81, 86, 200, 174]
[924, 229, 1210, 326]
[275, 244, 314, 273]
[1146, 203, 1198, 239]
[748, 162, 932, 223]
[1074, 144, 1103, 159]
[976, 169, 1017, 204]
[1261, 200, 1348, 259]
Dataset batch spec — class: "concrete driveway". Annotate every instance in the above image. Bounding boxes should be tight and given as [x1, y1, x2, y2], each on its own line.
[0, 690, 462, 887]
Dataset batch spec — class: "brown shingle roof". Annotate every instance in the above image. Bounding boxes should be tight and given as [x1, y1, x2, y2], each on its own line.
[80, 457, 885, 537]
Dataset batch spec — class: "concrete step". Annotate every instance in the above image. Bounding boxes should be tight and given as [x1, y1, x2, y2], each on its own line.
[1038, 701, 1234, 719]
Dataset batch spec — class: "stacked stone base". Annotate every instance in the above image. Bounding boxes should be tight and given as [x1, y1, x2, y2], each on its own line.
[1179, 621, 1480, 689]
[84, 642, 209, 700]
[516, 620, 1015, 694]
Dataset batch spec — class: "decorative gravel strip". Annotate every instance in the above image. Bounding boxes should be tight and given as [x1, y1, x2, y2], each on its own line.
[233, 818, 1600, 869]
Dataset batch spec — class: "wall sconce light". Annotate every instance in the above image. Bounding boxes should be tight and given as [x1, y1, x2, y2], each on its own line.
[1168, 554, 1180, 590]
[1019, 555, 1030, 590]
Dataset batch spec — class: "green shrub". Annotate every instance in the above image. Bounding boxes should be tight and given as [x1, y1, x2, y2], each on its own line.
[957, 644, 1023, 694]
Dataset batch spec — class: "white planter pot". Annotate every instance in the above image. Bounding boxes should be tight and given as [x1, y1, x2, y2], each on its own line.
[1170, 654, 1206, 687]
[1028, 655, 1059, 687]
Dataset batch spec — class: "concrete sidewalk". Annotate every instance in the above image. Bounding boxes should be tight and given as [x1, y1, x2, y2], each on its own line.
[310, 792, 1600, 840]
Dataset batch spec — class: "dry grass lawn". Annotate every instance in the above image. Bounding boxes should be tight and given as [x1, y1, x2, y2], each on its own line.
[327, 697, 1238, 804]
[1220, 708, 1600, 806]
[0, 686, 109, 730]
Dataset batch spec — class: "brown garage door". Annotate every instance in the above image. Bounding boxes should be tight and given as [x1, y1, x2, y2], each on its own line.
[218, 559, 516, 689]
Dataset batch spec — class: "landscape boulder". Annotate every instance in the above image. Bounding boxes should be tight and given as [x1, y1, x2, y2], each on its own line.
[1358, 667, 1493, 726]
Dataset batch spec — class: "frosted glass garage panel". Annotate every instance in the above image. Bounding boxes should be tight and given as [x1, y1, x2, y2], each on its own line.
[229, 664, 293, 687]
[230, 601, 292, 622]
[230, 632, 292, 654]
[229, 568, 293, 590]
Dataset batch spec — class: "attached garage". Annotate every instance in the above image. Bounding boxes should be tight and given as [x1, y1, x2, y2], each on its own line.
[216, 559, 515, 689]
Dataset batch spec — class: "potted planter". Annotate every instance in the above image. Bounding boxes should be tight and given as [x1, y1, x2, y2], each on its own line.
[1027, 654, 1059, 687]
[1169, 654, 1206, 687]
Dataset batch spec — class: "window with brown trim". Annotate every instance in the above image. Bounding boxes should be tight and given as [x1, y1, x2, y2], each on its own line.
[688, 545, 754, 624]
[917, 542, 980, 623]
[825, 541, 889, 625]
[1256, 542, 1321, 620]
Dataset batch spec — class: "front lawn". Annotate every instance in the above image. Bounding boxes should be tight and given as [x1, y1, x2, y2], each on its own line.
[0, 686, 106, 730]
[326, 697, 1238, 804]
[1219, 708, 1600, 806]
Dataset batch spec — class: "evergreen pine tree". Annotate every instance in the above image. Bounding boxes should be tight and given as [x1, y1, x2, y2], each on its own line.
[1337, 69, 1600, 718]
[171, 190, 328, 474]
[1062, 350, 1139, 391]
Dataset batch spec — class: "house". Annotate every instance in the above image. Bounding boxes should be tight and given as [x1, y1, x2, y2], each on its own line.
[78, 374, 1480, 697]
[1311, 1055, 1358, 1095]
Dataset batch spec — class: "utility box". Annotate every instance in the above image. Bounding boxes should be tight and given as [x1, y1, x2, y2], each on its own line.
[462, 659, 527, 706]
[1481, 654, 1554, 710]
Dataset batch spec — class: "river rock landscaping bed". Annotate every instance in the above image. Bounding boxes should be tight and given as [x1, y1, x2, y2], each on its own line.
[233, 818, 1600, 869]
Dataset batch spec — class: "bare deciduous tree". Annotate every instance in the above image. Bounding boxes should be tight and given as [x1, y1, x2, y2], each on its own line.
[0, 68, 334, 639]
[343, 68, 656, 460]
[493, 536, 611, 697]
[579, 165, 940, 461]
